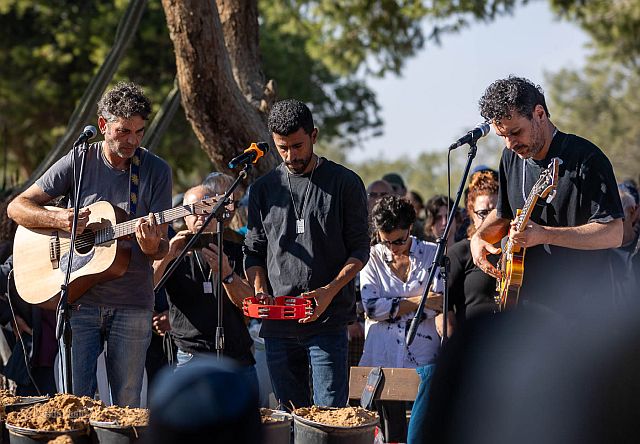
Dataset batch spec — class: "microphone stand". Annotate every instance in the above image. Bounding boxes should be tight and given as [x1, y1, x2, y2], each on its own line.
[154, 163, 252, 360]
[56, 138, 91, 393]
[406, 141, 478, 346]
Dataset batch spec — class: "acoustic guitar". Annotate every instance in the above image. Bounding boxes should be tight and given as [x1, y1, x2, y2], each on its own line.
[12, 198, 218, 308]
[497, 157, 560, 311]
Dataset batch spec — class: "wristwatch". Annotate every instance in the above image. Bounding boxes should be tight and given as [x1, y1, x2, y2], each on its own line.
[222, 272, 234, 284]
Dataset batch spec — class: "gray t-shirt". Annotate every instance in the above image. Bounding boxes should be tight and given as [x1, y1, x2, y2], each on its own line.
[36, 142, 172, 310]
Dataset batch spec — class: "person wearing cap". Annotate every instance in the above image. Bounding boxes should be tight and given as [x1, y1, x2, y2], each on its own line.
[382, 173, 407, 197]
[244, 99, 370, 410]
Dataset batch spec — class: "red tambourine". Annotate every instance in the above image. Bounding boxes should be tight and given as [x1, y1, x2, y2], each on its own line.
[242, 296, 314, 320]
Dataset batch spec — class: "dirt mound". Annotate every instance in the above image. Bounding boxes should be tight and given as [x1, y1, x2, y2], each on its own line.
[6, 394, 104, 431]
[260, 408, 291, 424]
[293, 406, 378, 427]
[0, 389, 22, 420]
[90, 405, 149, 427]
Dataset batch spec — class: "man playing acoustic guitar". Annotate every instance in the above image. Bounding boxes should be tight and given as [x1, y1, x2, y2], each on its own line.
[7, 82, 172, 406]
[470, 76, 623, 314]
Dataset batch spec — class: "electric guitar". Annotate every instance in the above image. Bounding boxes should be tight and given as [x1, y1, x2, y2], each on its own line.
[497, 157, 560, 311]
[12, 198, 218, 308]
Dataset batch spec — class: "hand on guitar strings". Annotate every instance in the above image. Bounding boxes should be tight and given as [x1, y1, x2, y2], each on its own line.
[60, 207, 91, 234]
[509, 219, 546, 248]
[136, 212, 163, 255]
[470, 235, 502, 279]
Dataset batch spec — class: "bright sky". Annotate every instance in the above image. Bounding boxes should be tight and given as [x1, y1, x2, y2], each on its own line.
[350, 1, 590, 163]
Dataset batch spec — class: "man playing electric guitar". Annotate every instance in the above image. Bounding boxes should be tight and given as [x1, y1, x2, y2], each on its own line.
[7, 82, 172, 406]
[470, 76, 623, 314]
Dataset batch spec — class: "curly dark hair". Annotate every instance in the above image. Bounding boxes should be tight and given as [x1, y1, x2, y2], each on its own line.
[267, 99, 314, 136]
[479, 76, 550, 123]
[372, 195, 416, 233]
[97, 81, 152, 121]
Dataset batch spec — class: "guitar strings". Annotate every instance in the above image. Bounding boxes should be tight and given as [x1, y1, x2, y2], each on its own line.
[53, 202, 214, 252]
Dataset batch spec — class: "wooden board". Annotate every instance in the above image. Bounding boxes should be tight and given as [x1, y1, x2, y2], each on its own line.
[348, 366, 421, 402]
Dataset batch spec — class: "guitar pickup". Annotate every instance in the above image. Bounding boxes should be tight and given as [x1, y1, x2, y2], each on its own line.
[49, 232, 60, 269]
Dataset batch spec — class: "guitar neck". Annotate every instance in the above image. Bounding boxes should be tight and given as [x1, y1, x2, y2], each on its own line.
[94, 205, 194, 244]
[505, 190, 542, 254]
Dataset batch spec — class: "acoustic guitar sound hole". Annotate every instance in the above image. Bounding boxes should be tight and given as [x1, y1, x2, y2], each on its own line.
[75, 230, 96, 255]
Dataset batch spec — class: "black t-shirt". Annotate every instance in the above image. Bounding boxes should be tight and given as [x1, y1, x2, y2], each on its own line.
[165, 236, 255, 367]
[448, 238, 497, 324]
[496, 131, 623, 311]
[244, 159, 370, 338]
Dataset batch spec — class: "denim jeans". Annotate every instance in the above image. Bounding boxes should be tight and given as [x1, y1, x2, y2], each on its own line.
[176, 348, 260, 398]
[63, 304, 152, 407]
[407, 364, 436, 444]
[264, 328, 348, 409]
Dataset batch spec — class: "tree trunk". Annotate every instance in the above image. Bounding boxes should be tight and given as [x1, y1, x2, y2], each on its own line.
[161, 0, 279, 179]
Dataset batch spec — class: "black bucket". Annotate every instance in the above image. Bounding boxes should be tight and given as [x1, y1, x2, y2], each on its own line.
[5, 424, 91, 444]
[262, 410, 292, 444]
[292, 411, 378, 444]
[90, 421, 147, 444]
[2, 397, 49, 444]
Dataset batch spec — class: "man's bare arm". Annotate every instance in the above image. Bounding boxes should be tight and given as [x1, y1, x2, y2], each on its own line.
[7, 184, 90, 233]
[299, 257, 364, 323]
[512, 219, 623, 250]
[470, 209, 510, 278]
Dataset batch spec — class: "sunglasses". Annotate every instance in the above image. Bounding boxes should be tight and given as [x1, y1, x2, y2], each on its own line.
[367, 191, 389, 199]
[380, 230, 410, 246]
[473, 208, 492, 220]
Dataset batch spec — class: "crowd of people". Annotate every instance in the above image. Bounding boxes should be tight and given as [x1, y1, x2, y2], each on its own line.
[0, 75, 638, 443]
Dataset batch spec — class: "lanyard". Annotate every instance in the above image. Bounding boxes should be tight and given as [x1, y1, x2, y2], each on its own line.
[286, 156, 318, 234]
[521, 128, 557, 201]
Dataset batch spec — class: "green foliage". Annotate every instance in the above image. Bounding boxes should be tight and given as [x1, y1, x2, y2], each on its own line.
[545, 60, 640, 182]
[551, 0, 640, 69]
[0, 0, 525, 192]
[337, 137, 502, 201]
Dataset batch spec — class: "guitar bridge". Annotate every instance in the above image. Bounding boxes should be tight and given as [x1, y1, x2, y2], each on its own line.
[49, 232, 60, 269]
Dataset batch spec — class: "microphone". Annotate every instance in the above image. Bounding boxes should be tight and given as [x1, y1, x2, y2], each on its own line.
[74, 125, 97, 145]
[449, 122, 491, 150]
[228, 142, 270, 169]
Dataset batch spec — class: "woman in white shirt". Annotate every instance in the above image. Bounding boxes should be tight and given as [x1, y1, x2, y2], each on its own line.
[359, 195, 453, 368]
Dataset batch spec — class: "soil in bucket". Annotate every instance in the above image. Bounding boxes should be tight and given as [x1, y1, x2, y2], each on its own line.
[261, 408, 292, 444]
[4, 393, 103, 444]
[292, 406, 378, 444]
[90, 405, 149, 444]
[0, 390, 49, 444]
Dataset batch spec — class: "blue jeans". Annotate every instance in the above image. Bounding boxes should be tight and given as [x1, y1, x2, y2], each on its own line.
[64, 305, 152, 407]
[407, 364, 436, 444]
[264, 329, 348, 409]
[175, 349, 260, 397]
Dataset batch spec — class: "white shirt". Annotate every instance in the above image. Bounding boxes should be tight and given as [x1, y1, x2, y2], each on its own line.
[359, 237, 442, 368]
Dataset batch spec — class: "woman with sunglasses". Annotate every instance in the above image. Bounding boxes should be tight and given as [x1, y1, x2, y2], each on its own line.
[448, 170, 500, 324]
[359, 195, 453, 441]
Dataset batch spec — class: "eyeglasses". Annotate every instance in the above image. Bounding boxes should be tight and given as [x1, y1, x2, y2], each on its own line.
[473, 209, 492, 220]
[367, 191, 389, 199]
[380, 230, 410, 246]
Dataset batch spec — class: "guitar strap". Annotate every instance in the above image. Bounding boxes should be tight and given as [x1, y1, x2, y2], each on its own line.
[128, 147, 143, 217]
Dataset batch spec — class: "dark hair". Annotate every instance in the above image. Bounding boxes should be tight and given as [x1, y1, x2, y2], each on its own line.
[479, 76, 550, 123]
[409, 190, 424, 207]
[466, 170, 499, 237]
[97, 81, 152, 121]
[267, 99, 314, 136]
[424, 195, 461, 240]
[372, 195, 416, 233]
